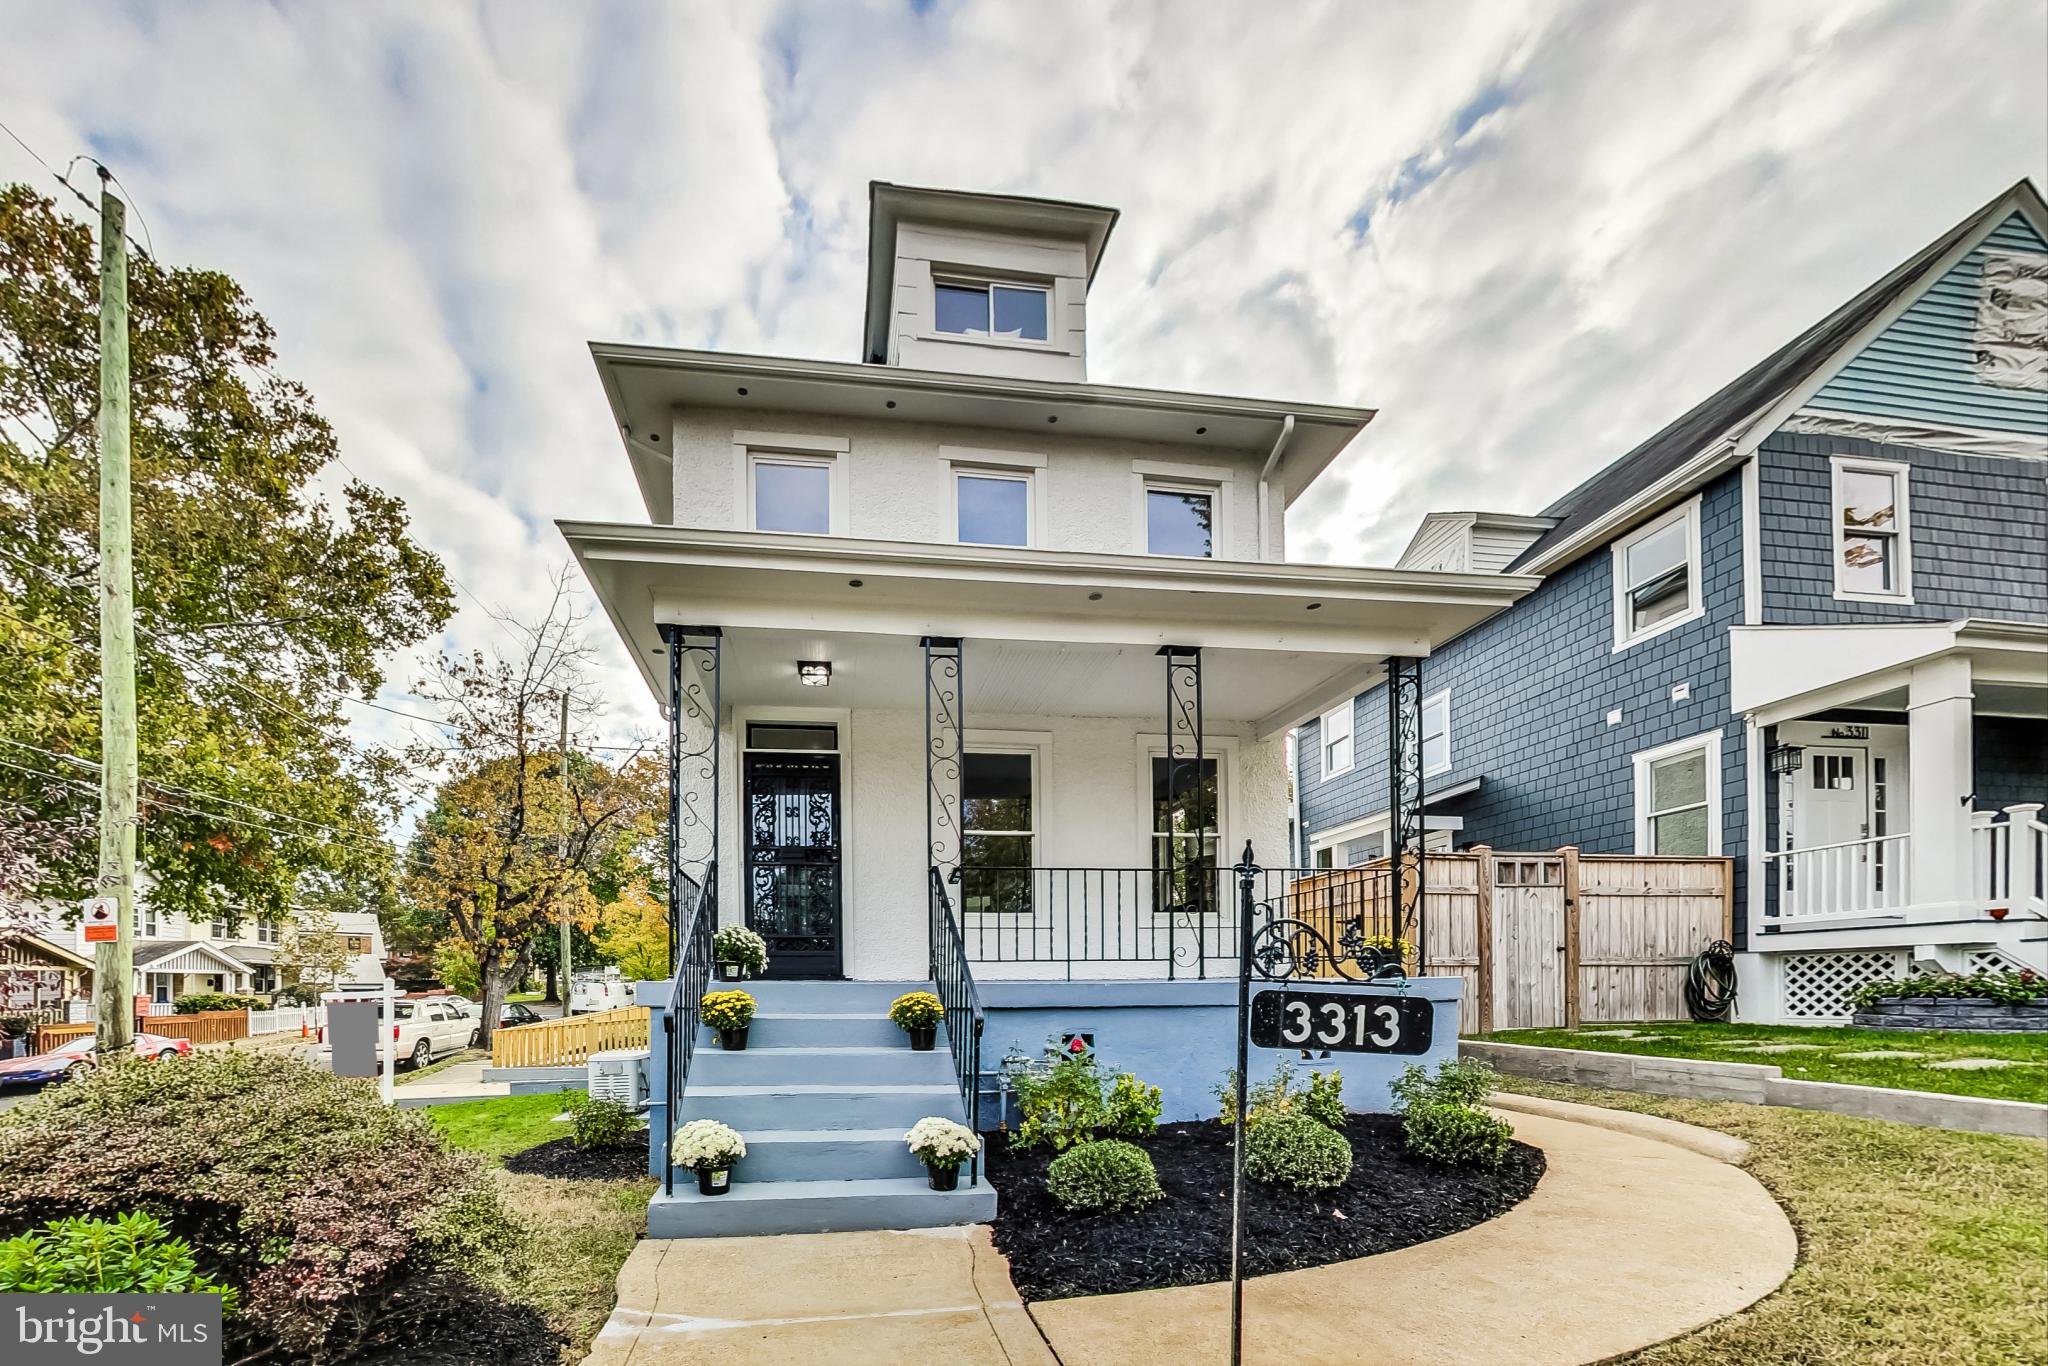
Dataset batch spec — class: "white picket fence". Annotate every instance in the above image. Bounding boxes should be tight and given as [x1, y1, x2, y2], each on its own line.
[246, 1006, 325, 1037]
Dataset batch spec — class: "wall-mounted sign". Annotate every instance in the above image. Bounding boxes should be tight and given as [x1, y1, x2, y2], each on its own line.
[1823, 725, 1870, 740]
[1248, 988, 1433, 1055]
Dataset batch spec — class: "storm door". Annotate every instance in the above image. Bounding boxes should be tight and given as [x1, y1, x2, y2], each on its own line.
[743, 725, 843, 978]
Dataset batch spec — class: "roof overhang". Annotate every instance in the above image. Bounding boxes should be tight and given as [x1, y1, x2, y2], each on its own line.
[590, 343, 1373, 523]
[862, 181, 1121, 365]
[560, 523, 1535, 737]
[4, 933, 93, 972]
[1731, 619, 2048, 723]
[135, 941, 255, 977]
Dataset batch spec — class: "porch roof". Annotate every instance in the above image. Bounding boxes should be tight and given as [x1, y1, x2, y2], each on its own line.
[1731, 618, 2048, 723]
[561, 523, 1537, 735]
[133, 940, 253, 977]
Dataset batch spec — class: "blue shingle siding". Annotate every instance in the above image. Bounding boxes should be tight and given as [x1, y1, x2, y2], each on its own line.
[1757, 431, 2048, 625]
[1974, 717, 2048, 813]
[1299, 470, 1749, 932]
[1810, 211, 2048, 436]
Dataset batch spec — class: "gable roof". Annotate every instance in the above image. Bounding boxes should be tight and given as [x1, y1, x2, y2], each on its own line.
[134, 940, 253, 976]
[1509, 178, 2047, 574]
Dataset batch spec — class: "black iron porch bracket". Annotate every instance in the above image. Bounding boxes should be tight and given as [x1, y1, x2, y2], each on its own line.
[1387, 653, 1427, 971]
[659, 624, 722, 975]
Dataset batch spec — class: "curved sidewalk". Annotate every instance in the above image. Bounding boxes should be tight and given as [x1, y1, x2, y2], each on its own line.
[1029, 1104, 1796, 1365]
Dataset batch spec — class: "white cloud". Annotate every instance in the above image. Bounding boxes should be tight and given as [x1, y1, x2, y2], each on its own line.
[3, 0, 2042, 767]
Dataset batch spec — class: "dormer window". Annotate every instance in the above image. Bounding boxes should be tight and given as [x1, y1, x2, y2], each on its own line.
[934, 279, 1050, 342]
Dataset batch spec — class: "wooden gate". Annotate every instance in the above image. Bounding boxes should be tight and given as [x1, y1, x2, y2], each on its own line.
[1487, 854, 1568, 1030]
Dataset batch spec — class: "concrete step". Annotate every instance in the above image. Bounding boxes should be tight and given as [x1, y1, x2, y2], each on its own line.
[677, 1083, 964, 1132]
[647, 1175, 996, 1238]
[721, 980, 934, 1013]
[693, 1045, 958, 1087]
[738, 1128, 926, 1182]
[705, 1012, 917, 1049]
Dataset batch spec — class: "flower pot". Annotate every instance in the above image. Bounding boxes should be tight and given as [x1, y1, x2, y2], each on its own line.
[1990, 906, 2010, 921]
[717, 961, 748, 982]
[907, 1024, 936, 1051]
[926, 1163, 960, 1192]
[718, 1026, 750, 1051]
[696, 1168, 731, 1196]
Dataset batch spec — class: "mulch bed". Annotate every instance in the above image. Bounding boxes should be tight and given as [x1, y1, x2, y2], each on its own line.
[269, 1271, 562, 1366]
[985, 1114, 1545, 1300]
[502, 1132, 651, 1181]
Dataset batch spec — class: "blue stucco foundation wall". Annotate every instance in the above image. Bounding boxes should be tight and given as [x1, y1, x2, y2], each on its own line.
[977, 978, 1463, 1124]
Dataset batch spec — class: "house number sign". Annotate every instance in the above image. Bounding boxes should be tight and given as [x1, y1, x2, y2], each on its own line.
[1248, 988, 1432, 1055]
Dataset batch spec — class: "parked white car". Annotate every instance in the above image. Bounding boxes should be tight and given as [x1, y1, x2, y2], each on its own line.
[316, 998, 472, 1070]
[569, 968, 629, 1016]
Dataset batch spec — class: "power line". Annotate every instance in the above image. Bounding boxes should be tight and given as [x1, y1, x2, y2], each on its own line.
[0, 118, 152, 260]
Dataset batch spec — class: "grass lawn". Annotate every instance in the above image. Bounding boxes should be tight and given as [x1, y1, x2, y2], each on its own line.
[1484, 1021, 2048, 1102]
[430, 1093, 652, 1362]
[1499, 1078, 2047, 1362]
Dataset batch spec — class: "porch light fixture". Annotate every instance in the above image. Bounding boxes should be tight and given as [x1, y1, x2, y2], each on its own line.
[798, 660, 832, 687]
[1767, 743, 1804, 777]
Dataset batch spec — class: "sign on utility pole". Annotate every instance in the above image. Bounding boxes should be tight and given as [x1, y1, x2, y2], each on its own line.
[93, 170, 137, 1053]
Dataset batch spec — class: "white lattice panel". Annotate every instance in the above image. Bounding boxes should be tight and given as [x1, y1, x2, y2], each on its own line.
[1782, 950, 1906, 1021]
[1966, 949, 2029, 976]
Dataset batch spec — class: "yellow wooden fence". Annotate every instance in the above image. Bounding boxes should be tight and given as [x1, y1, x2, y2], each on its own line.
[489, 1005, 650, 1068]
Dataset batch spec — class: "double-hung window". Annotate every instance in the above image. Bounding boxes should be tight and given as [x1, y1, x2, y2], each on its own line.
[955, 469, 1032, 546]
[1318, 701, 1354, 779]
[1421, 690, 1451, 776]
[934, 279, 1051, 343]
[1612, 498, 1703, 649]
[1152, 755, 1220, 912]
[1146, 484, 1215, 557]
[1831, 457, 1911, 600]
[1633, 731, 1721, 856]
[960, 750, 1035, 915]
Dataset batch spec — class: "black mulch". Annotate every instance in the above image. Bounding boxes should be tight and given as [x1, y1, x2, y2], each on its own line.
[985, 1115, 1545, 1301]
[502, 1132, 651, 1181]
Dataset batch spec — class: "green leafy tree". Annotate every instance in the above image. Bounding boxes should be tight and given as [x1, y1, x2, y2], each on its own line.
[0, 184, 453, 926]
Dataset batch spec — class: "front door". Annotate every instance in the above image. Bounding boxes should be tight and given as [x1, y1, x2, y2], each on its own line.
[1789, 745, 1871, 914]
[743, 750, 843, 978]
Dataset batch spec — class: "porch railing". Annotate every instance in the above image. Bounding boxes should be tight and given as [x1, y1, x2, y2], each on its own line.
[662, 863, 717, 1198]
[928, 867, 985, 1186]
[953, 864, 1409, 977]
[1763, 833, 1913, 923]
[1976, 804, 2047, 918]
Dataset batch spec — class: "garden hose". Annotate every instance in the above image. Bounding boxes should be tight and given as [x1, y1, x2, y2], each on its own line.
[1685, 940, 1738, 1022]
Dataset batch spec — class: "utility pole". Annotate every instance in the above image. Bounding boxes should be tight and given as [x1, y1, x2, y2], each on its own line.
[93, 170, 137, 1052]
[557, 691, 571, 1016]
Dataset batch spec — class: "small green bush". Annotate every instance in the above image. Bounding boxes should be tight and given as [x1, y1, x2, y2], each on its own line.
[1403, 1102, 1513, 1170]
[0, 1211, 238, 1307]
[171, 992, 265, 1015]
[1103, 1072, 1162, 1140]
[569, 1096, 638, 1150]
[1849, 968, 2047, 1009]
[1010, 1048, 1108, 1152]
[1245, 1112, 1353, 1192]
[1214, 1059, 1348, 1131]
[1301, 1068, 1347, 1130]
[1046, 1139, 1163, 1213]
[1389, 1056, 1497, 1112]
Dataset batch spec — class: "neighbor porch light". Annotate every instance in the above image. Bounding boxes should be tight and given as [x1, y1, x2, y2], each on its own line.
[798, 660, 832, 687]
[1767, 743, 1804, 777]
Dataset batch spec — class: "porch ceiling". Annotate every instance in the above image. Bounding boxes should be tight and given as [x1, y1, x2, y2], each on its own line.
[562, 522, 1537, 734]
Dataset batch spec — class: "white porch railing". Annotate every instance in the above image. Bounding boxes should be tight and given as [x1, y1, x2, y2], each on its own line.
[1763, 833, 1913, 924]
[1976, 804, 2047, 919]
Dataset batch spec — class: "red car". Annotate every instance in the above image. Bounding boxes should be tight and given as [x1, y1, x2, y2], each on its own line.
[0, 1032, 192, 1086]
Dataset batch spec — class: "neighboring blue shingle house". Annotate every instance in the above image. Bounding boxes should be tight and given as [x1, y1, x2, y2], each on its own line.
[1300, 180, 2048, 1025]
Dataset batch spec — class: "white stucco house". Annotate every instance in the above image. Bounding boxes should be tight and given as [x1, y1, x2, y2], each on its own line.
[562, 182, 1533, 1235]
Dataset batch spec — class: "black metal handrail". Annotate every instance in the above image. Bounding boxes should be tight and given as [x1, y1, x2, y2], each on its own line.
[928, 866, 986, 1187]
[663, 863, 717, 1198]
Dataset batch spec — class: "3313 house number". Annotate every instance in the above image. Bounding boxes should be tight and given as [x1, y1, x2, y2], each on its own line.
[1248, 989, 1433, 1056]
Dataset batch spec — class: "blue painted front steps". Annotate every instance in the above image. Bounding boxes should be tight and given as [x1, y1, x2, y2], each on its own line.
[649, 979, 997, 1238]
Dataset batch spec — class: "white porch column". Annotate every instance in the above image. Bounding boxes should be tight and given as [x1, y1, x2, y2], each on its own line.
[1907, 655, 1975, 914]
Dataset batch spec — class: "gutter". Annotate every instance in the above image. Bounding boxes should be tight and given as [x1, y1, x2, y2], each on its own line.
[1257, 414, 1295, 561]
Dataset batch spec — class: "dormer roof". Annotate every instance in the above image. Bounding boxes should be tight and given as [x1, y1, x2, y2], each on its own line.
[860, 181, 1120, 365]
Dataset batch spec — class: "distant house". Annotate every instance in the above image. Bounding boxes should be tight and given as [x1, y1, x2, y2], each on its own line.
[1298, 179, 2048, 1025]
[0, 933, 94, 1024]
[56, 891, 387, 1004]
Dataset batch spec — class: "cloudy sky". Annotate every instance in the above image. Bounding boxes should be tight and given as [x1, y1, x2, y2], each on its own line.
[4, 0, 2044, 756]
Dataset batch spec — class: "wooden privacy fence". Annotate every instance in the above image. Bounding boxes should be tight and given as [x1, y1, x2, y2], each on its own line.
[1282, 847, 1732, 1033]
[140, 1009, 250, 1045]
[34, 1022, 94, 1052]
[490, 1005, 650, 1069]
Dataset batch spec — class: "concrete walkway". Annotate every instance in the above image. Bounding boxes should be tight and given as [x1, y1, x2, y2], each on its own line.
[584, 1101, 1795, 1365]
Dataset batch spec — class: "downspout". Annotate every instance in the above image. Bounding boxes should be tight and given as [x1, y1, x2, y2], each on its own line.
[1257, 414, 1295, 561]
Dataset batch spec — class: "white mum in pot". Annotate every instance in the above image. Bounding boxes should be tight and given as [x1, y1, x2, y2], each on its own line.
[904, 1116, 981, 1170]
[673, 1119, 747, 1171]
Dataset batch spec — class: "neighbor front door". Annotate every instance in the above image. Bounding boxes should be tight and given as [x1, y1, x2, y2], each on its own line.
[1789, 745, 1871, 915]
[743, 750, 843, 978]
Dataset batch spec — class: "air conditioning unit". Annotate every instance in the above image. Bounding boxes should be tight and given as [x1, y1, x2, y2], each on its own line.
[587, 1047, 651, 1108]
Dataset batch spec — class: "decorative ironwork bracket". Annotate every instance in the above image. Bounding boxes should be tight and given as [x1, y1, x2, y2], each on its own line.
[1387, 654, 1427, 971]
[661, 624, 721, 973]
[922, 637, 965, 884]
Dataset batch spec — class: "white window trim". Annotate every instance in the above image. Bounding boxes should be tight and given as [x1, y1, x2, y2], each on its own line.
[1829, 455, 1913, 603]
[1421, 689, 1452, 777]
[1133, 733, 1238, 868]
[1632, 728, 1723, 856]
[943, 447, 1046, 548]
[925, 274, 1060, 353]
[1317, 700, 1355, 782]
[1611, 495, 1705, 652]
[732, 432, 850, 536]
[1133, 460, 1234, 559]
[958, 729, 1050, 919]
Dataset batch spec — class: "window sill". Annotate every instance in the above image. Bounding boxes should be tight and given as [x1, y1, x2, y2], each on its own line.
[1831, 588, 1914, 605]
[918, 329, 1073, 358]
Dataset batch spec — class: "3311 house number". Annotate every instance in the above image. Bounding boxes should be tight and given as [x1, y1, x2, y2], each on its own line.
[1248, 989, 1433, 1055]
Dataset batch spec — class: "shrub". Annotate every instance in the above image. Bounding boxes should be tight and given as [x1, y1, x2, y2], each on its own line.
[1046, 1140, 1163, 1213]
[1389, 1057, 1497, 1112]
[1246, 1112, 1353, 1191]
[1850, 968, 2047, 1010]
[700, 990, 756, 1032]
[1302, 1068, 1347, 1130]
[711, 924, 769, 975]
[672, 1119, 745, 1172]
[1103, 1072, 1162, 1140]
[568, 1095, 638, 1150]
[272, 983, 322, 1007]
[1214, 1060, 1347, 1131]
[904, 1116, 980, 1170]
[0, 1014, 37, 1041]
[0, 1050, 521, 1361]
[1403, 1103, 1513, 1170]
[0, 1211, 238, 1308]
[1009, 1048, 1109, 1152]
[171, 992, 265, 1015]
[888, 991, 945, 1032]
